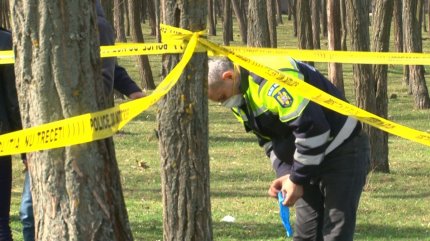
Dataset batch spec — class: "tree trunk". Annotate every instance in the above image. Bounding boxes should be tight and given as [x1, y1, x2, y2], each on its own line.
[158, 0, 212, 240]
[11, 1, 133, 240]
[123, 0, 130, 37]
[292, 0, 297, 37]
[320, 0, 328, 38]
[297, 0, 314, 65]
[327, 0, 344, 93]
[0, 0, 11, 29]
[428, 0, 430, 37]
[223, 0, 232, 45]
[231, 0, 247, 44]
[147, 0, 157, 36]
[311, 0, 321, 49]
[346, 0, 378, 171]
[267, 0, 278, 47]
[423, 1, 427, 32]
[276, 0, 283, 24]
[208, 0, 216, 35]
[340, 0, 348, 50]
[128, 0, 155, 90]
[393, 0, 403, 52]
[247, 0, 271, 47]
[403, 0, 430, 108]
[288, 0, 293, 20]
[114, 0, 126, 42]
[154, 0, 161, 42]
[371, 0, 393, 172]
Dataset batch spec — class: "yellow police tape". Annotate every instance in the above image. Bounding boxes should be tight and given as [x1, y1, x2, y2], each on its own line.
[0, 32, 199, 156]
[158, 24, 430, 147]
[0, 24, 429, 157]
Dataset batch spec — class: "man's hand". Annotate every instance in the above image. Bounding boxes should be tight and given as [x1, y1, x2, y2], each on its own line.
[128, 91, 145, 99]
[268, 174, 304, 207]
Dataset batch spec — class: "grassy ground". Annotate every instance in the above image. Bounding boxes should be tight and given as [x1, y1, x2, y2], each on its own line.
[10, 16, 430, 240]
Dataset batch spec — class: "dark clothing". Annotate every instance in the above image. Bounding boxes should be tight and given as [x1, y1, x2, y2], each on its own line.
[232, 57, 369, 240]
[236, 60, 361, 185]
[294, 131, 369, 241]
[0, 28, 23, 241]
[96, 0, 142, 98]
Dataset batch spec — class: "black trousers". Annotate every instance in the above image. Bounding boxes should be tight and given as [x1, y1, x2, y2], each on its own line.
[273, 131, 370, 241]
[0, 156, 12, 241]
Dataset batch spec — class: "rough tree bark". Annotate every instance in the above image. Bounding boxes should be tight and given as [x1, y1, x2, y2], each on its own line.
[247, 0, 271, 47]
[346, 0, 378, 170]
[371, 0, 393, 172]
[158, 0, 212, 240]
[11, 1, 133, 240]
[231, 0, 247, 44]
[128, 0, 155, 90]
[327, 0, 344, 93]
[403, 0, 430, 109]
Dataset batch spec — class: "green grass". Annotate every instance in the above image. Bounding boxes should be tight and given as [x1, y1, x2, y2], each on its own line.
[9, 16, 430, 241]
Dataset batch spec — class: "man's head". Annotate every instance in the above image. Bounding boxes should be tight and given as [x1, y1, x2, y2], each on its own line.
[208, 57, 242, 107]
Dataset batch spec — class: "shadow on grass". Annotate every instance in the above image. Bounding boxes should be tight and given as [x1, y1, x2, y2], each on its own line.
[209, 135, 257, 143]
[131, 220, 286, 241]
[373, 191, 430, 199]
[355, 223, 430, 240]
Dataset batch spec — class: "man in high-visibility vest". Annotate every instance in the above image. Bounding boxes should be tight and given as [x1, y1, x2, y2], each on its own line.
[208, 56, 370, 241]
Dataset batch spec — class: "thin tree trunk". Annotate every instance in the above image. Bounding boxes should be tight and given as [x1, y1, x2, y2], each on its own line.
[297, 0, 314, 65]
[340, 0, 348, 50]
[292, 0, 297, 37]
[267, 0, 278, 47]
[404, 0, 430, 108]
[147, 0, 157, 36]
[11, 1, 133, 240]
[128, 0, 155, 90]
[320, 0, 328, 38]
[123, 0, 130, 37]
[327, 0, 344, 93]
[371, 0, 393, 172]
[231, 0, 247, 44]
[159, 0, 212, 240]
[114, 0, 126, 42]
[276, 0, 283, 24]
[247, 0, 271, 47]
[346, 0, 378, 170]
[223, 0, 232, 45]
[393, 0, 403, 52]
[311, 0, 321, 49]
[208, 0, 216, 35]
[0, 0, 11, 29]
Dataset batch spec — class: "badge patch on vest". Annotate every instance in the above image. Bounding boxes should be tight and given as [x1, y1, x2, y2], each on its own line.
[274, 88, 293, 108]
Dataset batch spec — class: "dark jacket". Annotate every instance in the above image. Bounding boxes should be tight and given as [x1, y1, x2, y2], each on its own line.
[96, 0, 142, 97]
[235, 60, 361, 185]
[0, 28, 23, 135]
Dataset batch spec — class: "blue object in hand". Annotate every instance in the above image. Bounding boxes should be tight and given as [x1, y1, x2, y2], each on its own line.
[278, 192, 293, 237]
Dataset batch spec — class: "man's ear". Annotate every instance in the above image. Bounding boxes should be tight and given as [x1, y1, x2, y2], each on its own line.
[222, 70, 234, 81]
